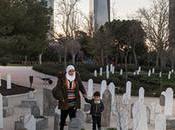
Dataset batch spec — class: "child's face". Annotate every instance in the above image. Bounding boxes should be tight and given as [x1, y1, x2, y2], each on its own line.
[94, 96, 100, 101]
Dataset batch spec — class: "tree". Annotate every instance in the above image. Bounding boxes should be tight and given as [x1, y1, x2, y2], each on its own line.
[0, 0, 51, 63]
[66, 39, 81, 64]
[55, 0, 81, 66]
[138, 0, 169, 69]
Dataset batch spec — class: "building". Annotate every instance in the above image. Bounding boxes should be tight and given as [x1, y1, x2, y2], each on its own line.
[169, 0, 175, 46]
[89, 0, 110, 33]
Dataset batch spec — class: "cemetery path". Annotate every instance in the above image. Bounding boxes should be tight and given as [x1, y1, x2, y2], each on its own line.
[0, 66, 57, 89]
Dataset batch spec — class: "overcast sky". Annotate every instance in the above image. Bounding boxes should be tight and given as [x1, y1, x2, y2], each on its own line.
[79, 0, 152, 19]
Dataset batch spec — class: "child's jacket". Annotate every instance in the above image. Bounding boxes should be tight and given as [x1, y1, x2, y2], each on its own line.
[85, 98, 104, 117]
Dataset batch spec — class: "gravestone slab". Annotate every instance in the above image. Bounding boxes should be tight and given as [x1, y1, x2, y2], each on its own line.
[31, 105, 40, 118]
[68, 118, 81, 130]
[3, 106, 14, 117]
[0, 94, 3, 129]
[100, 80, 107, 99]
[36, 116, 48, 130]
[101, 89, 112, 127]
[21, 99, 37, 108]
[43, 88, 57, 116]
[87, 79, 93, 98]
[54, 113, 60, 130]
[24, 114, 36, 130]
[2, 96, 8, 107]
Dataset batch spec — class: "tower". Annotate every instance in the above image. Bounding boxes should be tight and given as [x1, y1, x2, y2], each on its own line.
[89, 0, 110, 34]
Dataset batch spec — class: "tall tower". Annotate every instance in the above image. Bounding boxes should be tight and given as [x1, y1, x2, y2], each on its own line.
[89, 0, 110, 33]
[169, 0, 175, 46]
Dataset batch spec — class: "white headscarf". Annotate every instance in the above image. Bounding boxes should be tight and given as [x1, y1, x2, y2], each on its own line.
[66, 65, 76, 82]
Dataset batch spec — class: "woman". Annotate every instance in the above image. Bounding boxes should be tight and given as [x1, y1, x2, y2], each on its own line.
[52, 65, 87, 130]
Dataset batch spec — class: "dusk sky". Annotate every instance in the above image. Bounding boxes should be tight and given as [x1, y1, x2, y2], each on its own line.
[79, 0, 152, 19]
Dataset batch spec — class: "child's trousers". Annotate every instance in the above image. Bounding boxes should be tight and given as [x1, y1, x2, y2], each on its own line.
[92, 115, 101, 130]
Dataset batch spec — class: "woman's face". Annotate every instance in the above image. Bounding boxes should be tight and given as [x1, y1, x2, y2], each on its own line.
[68, 69, 75, 76]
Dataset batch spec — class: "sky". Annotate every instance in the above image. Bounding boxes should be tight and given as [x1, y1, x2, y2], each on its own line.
[79, 0, 153, 20]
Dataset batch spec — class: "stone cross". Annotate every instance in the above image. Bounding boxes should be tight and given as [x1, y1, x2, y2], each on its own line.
[0, 94, 3, 129]
[99, 67, 103, 76]
[108, 82, 116, 112]
[7, 73, 11, 89]
[120, 69, 123, 75]
[87, 79, 93, 98]
[94, 70, 97, 77]
[100, 80, 107, 99]
[101, 89, 112, 127]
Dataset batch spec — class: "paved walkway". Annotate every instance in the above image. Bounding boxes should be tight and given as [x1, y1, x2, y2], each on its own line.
[0, 66, 175, 130]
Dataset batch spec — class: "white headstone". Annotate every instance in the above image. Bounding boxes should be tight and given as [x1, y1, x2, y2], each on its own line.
[87, 79, 93, 98]
[148, 70, 151, 77]
[126, 81, 132, 100]
[110, 64, 113, 72]
[120, 69, 123, 75]
[152, 68, 155, 74]
[24, 114, 36, 130]
[136, 70, 140, 75]
[106, 70, 109, 79]
[164, 88, 174, 116]
[94, 70, 97, 77]
[108, 82, 116, 112]
[100, 67, 103, 76]
[0, 94, 3, 128]
[159, 72, 162, 78]
[133, 72, 136, 76]
[155, 104, 166, 130]
[0, 73, 1, 87]
[138, 66, 141, 72]
[106, 65, 109, 73]
[7, 73, 11, 89]
[139, 87, 145, 103]
[168, 72, 171, 80]
[112, 66, 115, 74]
[132, 100, 148, 130]
[100, 80, 107, 99]
[171, 69, 174, 73]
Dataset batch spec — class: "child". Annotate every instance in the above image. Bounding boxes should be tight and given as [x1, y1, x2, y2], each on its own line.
[84, 91, 104, 130]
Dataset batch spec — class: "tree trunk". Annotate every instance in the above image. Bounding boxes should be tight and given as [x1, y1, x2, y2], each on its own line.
[59, 55, 62, 63]
[39, 54, 42, 65]
[133, 49, 138, 67]
[72, 54, 76, 65]
[115, 55, 118, 66]
[100, 49, 104, 66]
[24, 56, 27, 65]
[156, 53, 159, 67]
[64, 47, 67, 67]
[125, 52, 128, 81]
